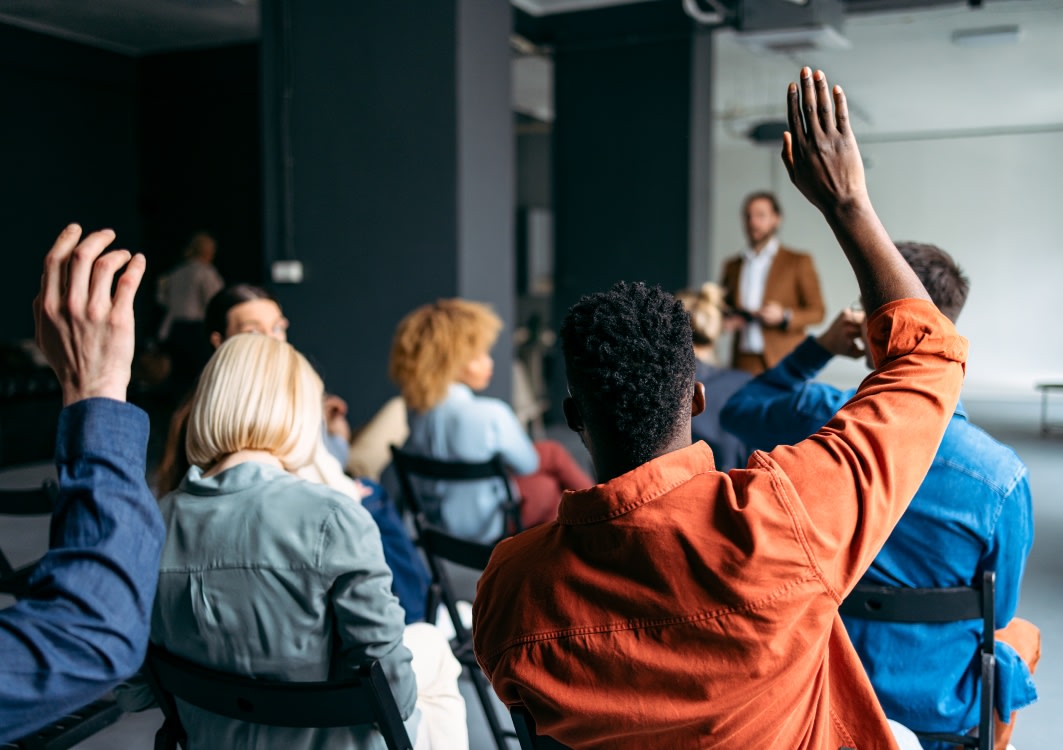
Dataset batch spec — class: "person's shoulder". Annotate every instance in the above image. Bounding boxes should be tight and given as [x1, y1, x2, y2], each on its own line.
[778, 245, 815, 262]
[935, 416, 1027, 494]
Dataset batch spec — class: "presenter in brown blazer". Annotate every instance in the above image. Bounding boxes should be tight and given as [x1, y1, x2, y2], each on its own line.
[720, 191, 825, 374]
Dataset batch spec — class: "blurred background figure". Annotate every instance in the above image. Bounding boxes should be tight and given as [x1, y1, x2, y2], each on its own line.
[155, 231, 224, 394]
[675, 283, 752, 472]
[720, 192, 824, 374]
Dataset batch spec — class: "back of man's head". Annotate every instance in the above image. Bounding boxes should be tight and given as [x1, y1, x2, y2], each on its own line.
[560, 281, 695, 467]
[896, 242, 970, 322]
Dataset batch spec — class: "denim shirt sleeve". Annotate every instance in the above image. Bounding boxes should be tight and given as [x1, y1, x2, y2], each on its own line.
[985, 469, 1038, 717]
[720, 336, 851, 452]
[0, 398, 165, 744]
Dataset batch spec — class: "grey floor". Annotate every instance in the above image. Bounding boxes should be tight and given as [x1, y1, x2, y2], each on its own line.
[1, 397, 1058, 748]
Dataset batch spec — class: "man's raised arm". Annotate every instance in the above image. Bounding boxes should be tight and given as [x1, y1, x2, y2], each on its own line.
[755, 69, 966, 593]
[0, 225, 165, 743]
[783, 68, 927, 310]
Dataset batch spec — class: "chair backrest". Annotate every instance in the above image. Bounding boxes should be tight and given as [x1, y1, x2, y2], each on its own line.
[511, 706, 573, 750]
[0, 479, 59, 590]
[839, 571, 996, 750]
[416, 515, 497, 643]
[389, 445, 521, 535]
[143, 644, 413, 750]
[0, 479, 59, 516]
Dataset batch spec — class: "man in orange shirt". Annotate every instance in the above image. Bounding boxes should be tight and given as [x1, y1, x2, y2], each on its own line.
[473, 68, 966, 749]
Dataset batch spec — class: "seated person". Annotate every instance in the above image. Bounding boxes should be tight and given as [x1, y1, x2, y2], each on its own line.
[720, 243, 1039, 749]
[674, 282, 753, 471]
[348, 394, 408, 481]
[473, 68, 961, 748]
[156, 283, 430, 622]
[1, 225, 165, 742]
[386, 298, 592, 543]
[119, 333, 467, 750]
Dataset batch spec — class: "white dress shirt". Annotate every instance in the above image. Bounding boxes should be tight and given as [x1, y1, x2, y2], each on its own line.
[737, 237, 779, 354]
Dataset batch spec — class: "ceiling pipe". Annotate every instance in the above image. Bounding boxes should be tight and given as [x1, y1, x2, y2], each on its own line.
[682, 0, 730, 25]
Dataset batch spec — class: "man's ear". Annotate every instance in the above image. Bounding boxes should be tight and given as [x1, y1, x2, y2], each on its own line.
[209, 331, 223, 350]
[563, 397, 584, 433]
[692, 381, 706, 418]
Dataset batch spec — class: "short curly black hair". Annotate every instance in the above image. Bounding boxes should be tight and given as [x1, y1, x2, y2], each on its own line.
[560, 281, 695, 467]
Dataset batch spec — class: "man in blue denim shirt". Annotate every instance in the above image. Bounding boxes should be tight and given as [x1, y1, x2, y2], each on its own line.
[0, 225, 165, 743]
[721, 242, 1038, 748]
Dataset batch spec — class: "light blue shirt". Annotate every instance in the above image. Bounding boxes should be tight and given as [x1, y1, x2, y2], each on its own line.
[720, 335, 1037, 736]
[400, 383, 538, 543]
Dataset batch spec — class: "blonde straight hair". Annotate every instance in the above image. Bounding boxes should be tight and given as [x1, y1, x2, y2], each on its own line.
[187, 334, 323, 472]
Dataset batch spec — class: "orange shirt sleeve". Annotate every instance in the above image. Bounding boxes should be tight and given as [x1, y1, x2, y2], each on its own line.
[751, 298, 968, 597]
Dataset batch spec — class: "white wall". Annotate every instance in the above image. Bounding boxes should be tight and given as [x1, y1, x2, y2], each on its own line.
[709, 130, 1063, 397]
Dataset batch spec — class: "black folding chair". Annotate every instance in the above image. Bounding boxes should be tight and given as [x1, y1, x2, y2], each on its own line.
[511, 706, 573, 750]
[840, 571, 996, 750]
[389, 445, 522, 539]
[142, 644, 413, 750]
[0, 480, 59, 598]
[416, 516, 516, 750]
[1, 698, 123, 750]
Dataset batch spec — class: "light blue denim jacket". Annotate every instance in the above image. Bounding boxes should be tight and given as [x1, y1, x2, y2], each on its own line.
[120, 461, 417, 750]
[721, 335, 1037, 736]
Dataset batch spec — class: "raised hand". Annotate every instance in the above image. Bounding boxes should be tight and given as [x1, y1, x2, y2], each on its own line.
[33, 224, 146, 405]
[780, 68, 928, 314]
[781, 67, 869, 217]
[815, 308, 866, 359]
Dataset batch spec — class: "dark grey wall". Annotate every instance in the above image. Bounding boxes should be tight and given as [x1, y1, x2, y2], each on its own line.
[262, 0, 514, 425]
[138, 43, 262, 337]
[552, 36, 697, 314]
[0, 24, 140, 341]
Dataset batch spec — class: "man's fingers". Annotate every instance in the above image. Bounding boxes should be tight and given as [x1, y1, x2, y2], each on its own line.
[833, 84, 850, 134]
[67, 229, 117, 309]
[786, 78, 804, 145]
[42, 224, 82, 312]
[781, 131, 795, 181]
[800, 67, 821, 138]
[814, 70, 833, 133]
[112, 253, 146, 315]
[87, 249, 133, 315]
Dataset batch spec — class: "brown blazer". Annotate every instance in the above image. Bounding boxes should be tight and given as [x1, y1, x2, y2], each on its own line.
[721, 245, 825, 368]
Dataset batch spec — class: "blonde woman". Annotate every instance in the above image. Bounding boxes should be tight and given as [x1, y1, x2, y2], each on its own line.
[121, 334, 466, 750]
[388, 299, 592, 544]
[675, 283, 753, 472]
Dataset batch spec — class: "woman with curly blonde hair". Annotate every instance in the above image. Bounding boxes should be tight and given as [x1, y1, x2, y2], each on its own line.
[388, 298, 591, 543]
[675, 283, 753, 472]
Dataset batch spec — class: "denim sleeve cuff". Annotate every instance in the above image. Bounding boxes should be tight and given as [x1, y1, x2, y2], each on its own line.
[865, 299, 969, 367]
[56, 398, 150, 471]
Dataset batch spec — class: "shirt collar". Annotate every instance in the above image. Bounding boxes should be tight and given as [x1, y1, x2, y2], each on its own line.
[557, 442, 716, 525]
[743, 236, 779, 263]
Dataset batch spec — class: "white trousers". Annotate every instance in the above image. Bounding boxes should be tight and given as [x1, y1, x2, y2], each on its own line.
[404, 622, 468, 750]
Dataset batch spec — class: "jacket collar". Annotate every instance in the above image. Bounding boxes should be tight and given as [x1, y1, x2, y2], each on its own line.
[557, 442, 716, 526]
